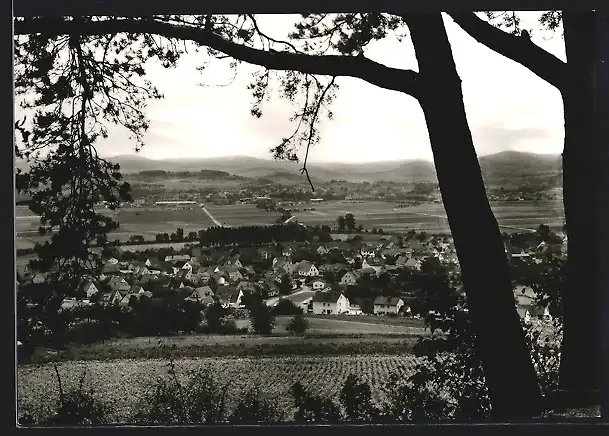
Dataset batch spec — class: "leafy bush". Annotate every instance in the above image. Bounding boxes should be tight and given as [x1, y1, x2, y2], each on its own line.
[285, 314, 309, 335]
[36, 367, 112, 426]
[231, 385, 284, 423]
[339, 374, 381, 421]
[274, 299, 303, 316]
[133, 362, 232, 424]
[249, 303, 276, 335]
[291, 382, 342, 423]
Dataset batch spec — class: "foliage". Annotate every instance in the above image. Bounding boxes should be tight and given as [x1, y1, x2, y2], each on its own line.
[249, 302, 277, 335]
[231, 385, 285, 423]
[291, 381, 342, 423]
[339, 374, 381, 421]
[133, 348, 232, 424]
[275, 298, 303, 316]
[36, 367, 112, 426]
[285, 314, 309, 334]
[204, 301, 229, 333]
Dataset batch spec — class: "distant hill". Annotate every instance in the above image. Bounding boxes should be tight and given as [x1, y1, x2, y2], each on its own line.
[478, 151, 562, 185]
[15, 150, 562, 186]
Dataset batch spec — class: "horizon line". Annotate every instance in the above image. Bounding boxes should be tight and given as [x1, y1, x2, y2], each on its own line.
[98, 149, 561, 164]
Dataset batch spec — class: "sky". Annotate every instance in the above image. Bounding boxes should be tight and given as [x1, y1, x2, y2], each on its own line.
[39, 13, 570, 163]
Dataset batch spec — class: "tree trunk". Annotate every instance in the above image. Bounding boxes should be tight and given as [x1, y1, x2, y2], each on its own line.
[559, 11, 601, 400]
[598, 10, 609, 420]
[405, 13, 544, 419]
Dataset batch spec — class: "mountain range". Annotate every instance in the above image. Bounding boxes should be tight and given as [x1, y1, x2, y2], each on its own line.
[14, 150, 562, 185]
[104, 151, 562, 184]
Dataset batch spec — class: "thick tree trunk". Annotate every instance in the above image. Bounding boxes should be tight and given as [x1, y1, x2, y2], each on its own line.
[598, 11, 609, 421]
[559, 11, 601, 400]
[405, 13, 544, 419]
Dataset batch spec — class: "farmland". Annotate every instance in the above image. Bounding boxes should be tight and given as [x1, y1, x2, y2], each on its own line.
[17, 354, 421, 423]
[15, 199, 565, 251]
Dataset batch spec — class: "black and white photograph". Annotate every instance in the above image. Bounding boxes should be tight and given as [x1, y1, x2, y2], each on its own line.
[13, 4, 608, 426]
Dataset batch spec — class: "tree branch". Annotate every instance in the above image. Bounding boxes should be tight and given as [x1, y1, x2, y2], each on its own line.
[14, 17, 420, 97]
[448, 12, 567, 90]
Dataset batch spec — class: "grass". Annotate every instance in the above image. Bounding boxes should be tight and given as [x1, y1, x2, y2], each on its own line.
[17, 354, 421, 423]
[26, 315, 426, 364]
[15, 199, 565, 251]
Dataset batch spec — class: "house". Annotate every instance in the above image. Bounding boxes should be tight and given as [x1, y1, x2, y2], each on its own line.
[348, 304, 363, 315]
[107, 257, 119, 265]
[181, 261, 194, 272]
[237, 281, 256, 293]
[311, 291, 350, 315]
[296, 261, 319, 277]
[316, 245, 329, 255]
[258, 247, 275, 260]
[80, 281, 100, 299]
[284, 291, 316, 312]
[273, 256, 288, 268]
[283, 262, 298, 275]
[517, 305, 551, 324]
[102, 289, 130, 305]
[339, 272, 359, 286]
[165, 254, 191, 262]
[119, 290, 152, 307]
[215, 287, 245, 308]
[228, 270, 243, 282]
[224, 256, 243, 268]
[405, 257, 422, 270]
[188, 286, 215, 305]
[102, 263, 120, 275]
[107, 276, 131, 292]
[311, 279, 326, 291]
[373, 297, 405, 315]
[145, 257, 160, 268]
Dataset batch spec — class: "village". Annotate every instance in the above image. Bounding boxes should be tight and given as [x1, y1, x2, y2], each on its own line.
[17, 227, 564, 327]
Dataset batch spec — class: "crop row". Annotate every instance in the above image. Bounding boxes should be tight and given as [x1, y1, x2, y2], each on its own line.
[18, 355, 420, 423]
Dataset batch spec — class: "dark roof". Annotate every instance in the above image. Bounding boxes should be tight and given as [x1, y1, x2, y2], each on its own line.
[373, 296, 403, 306]
[312, 291, 342, 303]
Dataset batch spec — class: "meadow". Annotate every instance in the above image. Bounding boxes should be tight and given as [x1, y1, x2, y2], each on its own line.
[15, 199, 565, 250]
[17, 354, 420, 423]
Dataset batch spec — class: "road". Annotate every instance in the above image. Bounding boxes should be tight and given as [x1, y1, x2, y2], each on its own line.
[264, 287, 315, 307]
[400, 210, 537, 233]
[201, 205, 229, 228]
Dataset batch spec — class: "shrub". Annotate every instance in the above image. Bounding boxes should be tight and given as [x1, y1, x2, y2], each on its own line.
[249, 303, 276, 335]
[291, 382, 342, 423]
[339, 374, 381, 422]
[36, 367, 112, 426]
[274, 299, 303, 316]
[133, 363, 232, 424]
[285, 315, 309, 335]
[231, 386, 284, 423]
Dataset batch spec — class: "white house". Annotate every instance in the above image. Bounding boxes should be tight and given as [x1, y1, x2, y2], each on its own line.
[339, 272, 359, 286]
[348, 304, 363, 315]
[311, 279, 326, 291]
[296, 261, 319, 277]
[373, 297, 405, 315]
[311, 291, 350, 315]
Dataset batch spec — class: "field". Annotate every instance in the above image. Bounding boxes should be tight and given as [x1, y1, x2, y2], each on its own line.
[17, 354, 421, 423]
[26, 315, 426, 364]
[15, 199, 565, 251]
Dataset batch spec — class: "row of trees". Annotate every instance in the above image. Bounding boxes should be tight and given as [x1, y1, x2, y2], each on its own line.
[13, 10, 604, 418]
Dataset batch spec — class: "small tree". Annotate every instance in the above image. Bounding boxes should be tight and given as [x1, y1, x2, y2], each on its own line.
[344, 213, 356, 233]
[205, 302, 227, 333]
[336, 216, 346, 233]
[278, 275, 293, 296]
[249, 303, 276, 335]
[286, 314, 309, 335]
